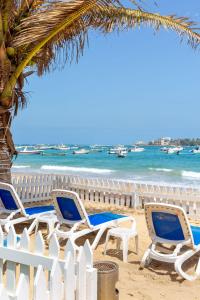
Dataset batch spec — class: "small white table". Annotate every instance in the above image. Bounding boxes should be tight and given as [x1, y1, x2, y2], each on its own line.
[35, 214, 58, 234]
[104, 221, 138, 263]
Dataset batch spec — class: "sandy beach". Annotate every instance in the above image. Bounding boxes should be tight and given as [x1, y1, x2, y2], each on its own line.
[22, 201, 199, 300]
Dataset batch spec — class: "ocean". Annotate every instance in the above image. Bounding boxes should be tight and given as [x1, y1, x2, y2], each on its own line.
[12, 146, 200, 186]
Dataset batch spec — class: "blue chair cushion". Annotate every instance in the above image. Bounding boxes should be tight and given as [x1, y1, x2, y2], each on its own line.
[56, 197, 82, 221]
[25, 205, 54, 215]
[3, 236, 20, 247]
[0, 189, 18, 210]
[152, 212, 185, 241]
[88, 212, 126, 226]
[191, 225, 200, 246]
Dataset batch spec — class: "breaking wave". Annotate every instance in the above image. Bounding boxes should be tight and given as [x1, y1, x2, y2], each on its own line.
[12, 165, 30, 169]
[41, 165, 114, 174]
[149, 168, 173, 173]
[182, 171, 200, 180]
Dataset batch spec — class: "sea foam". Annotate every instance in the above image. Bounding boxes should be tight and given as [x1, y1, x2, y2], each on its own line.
[182, 171, 200, 180]
[12, 165, 30, 169]
[149, 168, 173, 173]
[41, 165, 114, 174]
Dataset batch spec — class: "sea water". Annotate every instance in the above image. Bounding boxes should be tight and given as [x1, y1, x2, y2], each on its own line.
[12, 146, 200, 186]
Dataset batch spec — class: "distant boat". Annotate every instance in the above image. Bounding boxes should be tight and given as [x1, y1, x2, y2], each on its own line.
[160, 147, 168, 152]
[36, 145, 55, 150]
[130, 146, 145, 153]
[191, 146, 200, 154]
[41, 152, 66, 157]
[117, 150, 127, 158]
[166, 146, 183, 154]
[18, 147, 42, 155]
[108, 145, 127, 154]
[73, 149, 90, 155]
[54, 144, 70, 151]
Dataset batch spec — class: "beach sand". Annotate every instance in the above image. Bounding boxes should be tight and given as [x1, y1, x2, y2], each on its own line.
[14, 201, 200, 300]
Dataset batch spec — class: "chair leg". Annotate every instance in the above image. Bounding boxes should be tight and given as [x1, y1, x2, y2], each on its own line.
[104, 232, 110, 255]
[122, 237, 128, 263]
[135, 235, 139, 254]
[47, 220, 56, 235]
[92, 227, 107, 250]
[140, 248, 151, 269]
[116, 238, 121, 250]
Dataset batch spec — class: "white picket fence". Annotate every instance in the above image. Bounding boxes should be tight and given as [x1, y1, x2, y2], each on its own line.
[0, 226, 97, 300]
[12, 173, 200, 216]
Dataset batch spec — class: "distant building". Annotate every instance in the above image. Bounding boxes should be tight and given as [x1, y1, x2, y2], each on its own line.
[135, 141, 146, 146]
[149, 137, 171, 146]
[160, 137, 171, 146]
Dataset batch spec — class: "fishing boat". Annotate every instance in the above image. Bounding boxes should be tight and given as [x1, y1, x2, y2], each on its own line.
[73, 149, 90, 155]
[18, 147, 42, 155]
[130, 146, 145, 152]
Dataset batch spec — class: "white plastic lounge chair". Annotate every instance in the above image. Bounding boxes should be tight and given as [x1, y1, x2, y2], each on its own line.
[0, 182, 55, 233]
[50, 189, 133, 250]
[140, 203, 200, 281]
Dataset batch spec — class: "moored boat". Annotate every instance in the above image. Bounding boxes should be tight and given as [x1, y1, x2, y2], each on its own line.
[166, 146, 183, 154]
[108, 145, 127, 154]
[54, 144, 70, 150]
[130, 146, 145, 152]
[18, 147, 42, 155]
[73, 149, 90, 154]
[117, 150, 127, 158]
[191, 146, 200, 154]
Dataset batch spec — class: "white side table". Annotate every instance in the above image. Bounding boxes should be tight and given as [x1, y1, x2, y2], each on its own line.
[35, 214, 58, 234]
[104, 219, 138, 263]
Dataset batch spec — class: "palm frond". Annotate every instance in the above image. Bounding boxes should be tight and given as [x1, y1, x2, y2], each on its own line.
[90, 8, 200, 47]
[12, 0, 118, 48]
[1, 0, 120, 104]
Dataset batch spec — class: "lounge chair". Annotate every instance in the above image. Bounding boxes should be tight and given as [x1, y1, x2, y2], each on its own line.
[0, 182, 55, 233]
[50, 189, 134, 250]
[140, 202, 200, 281]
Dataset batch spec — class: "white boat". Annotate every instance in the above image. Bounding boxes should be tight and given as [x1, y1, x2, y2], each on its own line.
[191, 147, 200, 154]
[54, 144, 70, 151]
[130, 146, 145, 153]
[160, 147, 168, 152]
[166, 146, 183, 154]
[108, 145, 127, 154]
[73, 149, 90, 155]
[18, 147, 42, 155]
[117, 150, 127, 158]
[36, 145, 55, 150]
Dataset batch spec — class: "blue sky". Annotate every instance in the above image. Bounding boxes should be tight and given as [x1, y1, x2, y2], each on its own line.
[13, 0, 200, 145]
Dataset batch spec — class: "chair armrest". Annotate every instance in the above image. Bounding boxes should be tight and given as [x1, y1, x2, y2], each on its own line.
[5, 209, 22, 221]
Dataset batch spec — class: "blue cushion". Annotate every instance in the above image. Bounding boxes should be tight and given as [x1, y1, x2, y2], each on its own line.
[0, 189, 18, 210]
[191, 225, 200, 246]
[56, 197, 82, 221]
[88, 212, 126, 226]
[3, 236, 20, 247]
[152, 212, 185, 241]
[25, 205, 54, 215]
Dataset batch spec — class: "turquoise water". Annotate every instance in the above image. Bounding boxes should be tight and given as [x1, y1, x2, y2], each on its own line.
[12, 146, 200, 186]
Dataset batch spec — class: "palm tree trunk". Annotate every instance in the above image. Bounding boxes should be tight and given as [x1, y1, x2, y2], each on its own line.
[0, 109, 12, 183]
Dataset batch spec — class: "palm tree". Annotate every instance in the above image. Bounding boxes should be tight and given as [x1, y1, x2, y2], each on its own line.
[0, 0, 199, 183]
